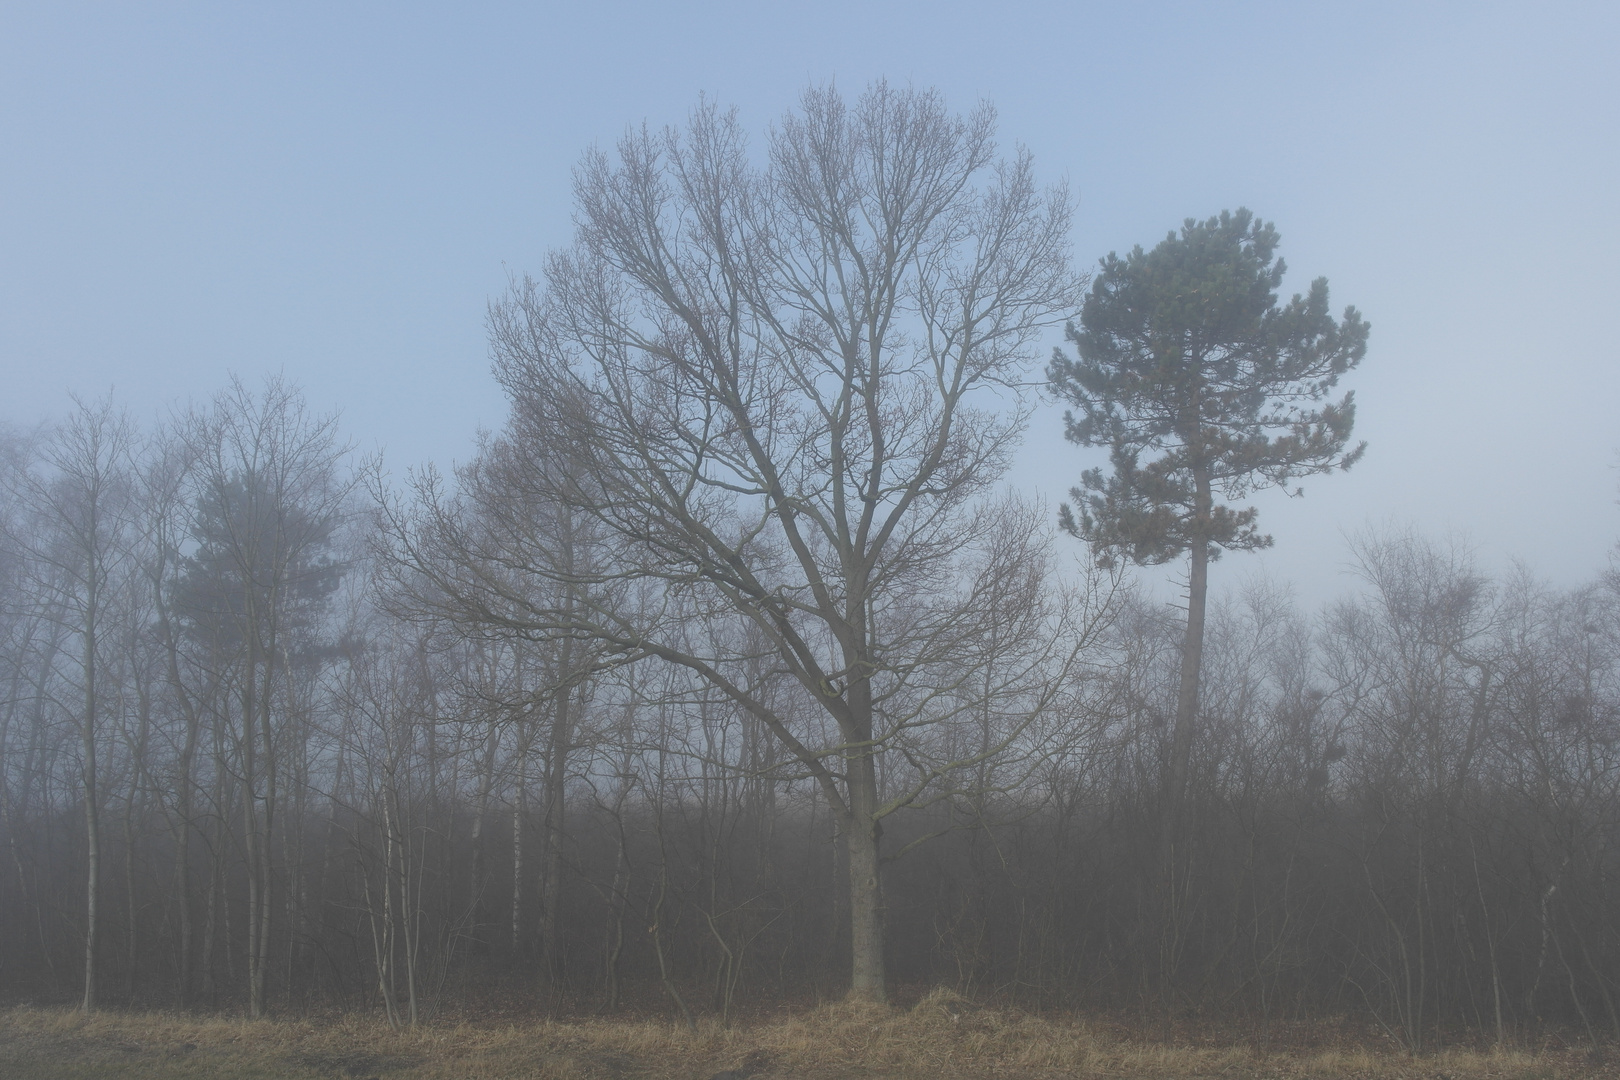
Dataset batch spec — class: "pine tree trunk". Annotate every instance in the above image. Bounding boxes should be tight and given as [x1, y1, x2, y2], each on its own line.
[1159, 522, 1210, 1016]
[1168, 538, 1209, 825]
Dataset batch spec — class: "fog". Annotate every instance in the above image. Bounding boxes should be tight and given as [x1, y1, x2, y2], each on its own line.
[3, 1, 1615, 608]
[2, 1, 1619, 1043]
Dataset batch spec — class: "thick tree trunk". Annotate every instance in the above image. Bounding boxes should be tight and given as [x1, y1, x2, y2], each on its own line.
[844, 743, 886, 1002]
[1159, 525, 1209, 1013]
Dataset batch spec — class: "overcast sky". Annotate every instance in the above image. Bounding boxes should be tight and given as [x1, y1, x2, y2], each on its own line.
[2, 0, 1616, 607]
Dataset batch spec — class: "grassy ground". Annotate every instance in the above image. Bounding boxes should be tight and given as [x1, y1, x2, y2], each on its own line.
[0, 991, 1609, 1080]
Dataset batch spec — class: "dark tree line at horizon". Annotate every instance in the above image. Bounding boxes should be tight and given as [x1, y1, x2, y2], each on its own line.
[0, 383, 1617, 1048]
[1, 84, 1618, 1052]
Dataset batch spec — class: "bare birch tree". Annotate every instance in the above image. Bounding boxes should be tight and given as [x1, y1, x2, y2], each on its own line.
[3, 398, 137, 1012]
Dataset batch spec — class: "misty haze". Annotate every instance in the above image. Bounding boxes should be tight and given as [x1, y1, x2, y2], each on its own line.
[1, 5, 1616, 1080]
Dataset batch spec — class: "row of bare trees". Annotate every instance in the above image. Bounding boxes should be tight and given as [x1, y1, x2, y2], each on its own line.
[0, 381, 350, 1017]
[2, 382, 1617, 1047]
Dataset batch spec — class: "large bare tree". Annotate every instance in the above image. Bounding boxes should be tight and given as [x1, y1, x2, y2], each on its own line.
[384, 83, 1091, 1001]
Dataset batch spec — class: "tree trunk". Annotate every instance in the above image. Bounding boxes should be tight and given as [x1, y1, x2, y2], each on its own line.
[511, 779, 524, 954]
[241, 647, 261, 1017]
[1159, 516, 1210, 1015]
[240, 624, 276, 1019]
[253, 637, 278, 1016]
[540, 683, 572, 993]
[80, 720, 100, 1014]
[80, 556, 100, 1014]
[122, 754, 137, 1003]
[155, 578, 203, 1005]
[844, 741, 886, 1002]
[172, 696, 200, 1005]
[1168, 539, 1208, 824]
[123, 674, 152, 1004]
[470, 721, 498, 951]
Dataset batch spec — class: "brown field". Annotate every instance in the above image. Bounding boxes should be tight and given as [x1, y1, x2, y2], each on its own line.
[0, 991, 1609, 1080]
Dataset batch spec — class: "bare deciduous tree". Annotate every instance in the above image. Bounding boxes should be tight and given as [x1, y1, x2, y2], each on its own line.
[383, 83, 1092, 1001]
[3, 398, 137, 1012]
[180, 376, 352, 1016]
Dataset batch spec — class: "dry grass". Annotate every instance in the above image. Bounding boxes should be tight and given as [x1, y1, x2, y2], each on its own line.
[0, 989, 1609, 1080]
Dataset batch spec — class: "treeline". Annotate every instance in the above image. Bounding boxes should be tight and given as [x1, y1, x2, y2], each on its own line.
[0, 381, 1616, 1048]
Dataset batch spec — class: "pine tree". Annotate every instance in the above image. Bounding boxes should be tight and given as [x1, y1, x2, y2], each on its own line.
[1048, 208, 1367, 818]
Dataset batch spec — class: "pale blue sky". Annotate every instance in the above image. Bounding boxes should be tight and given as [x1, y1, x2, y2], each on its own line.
[3, 1, 1616, 605]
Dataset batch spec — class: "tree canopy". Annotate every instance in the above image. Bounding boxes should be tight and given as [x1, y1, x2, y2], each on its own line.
[1049, 207, 1368, 568]
[383, 83, 1098, 1003]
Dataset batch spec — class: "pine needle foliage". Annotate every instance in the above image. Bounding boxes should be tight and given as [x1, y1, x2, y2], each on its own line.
[1048, 207, 1368, 568]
